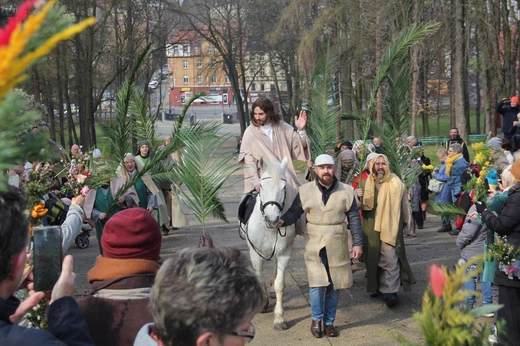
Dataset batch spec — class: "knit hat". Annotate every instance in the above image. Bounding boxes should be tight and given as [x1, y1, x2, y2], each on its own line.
[512, 96, 519, 104]
[511, 158, 520, 181]
[101, 208, 162, 261]
[486, 137, 502, 151]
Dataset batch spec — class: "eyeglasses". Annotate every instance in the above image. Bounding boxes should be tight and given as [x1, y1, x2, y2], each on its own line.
[225, 323, 256, 343]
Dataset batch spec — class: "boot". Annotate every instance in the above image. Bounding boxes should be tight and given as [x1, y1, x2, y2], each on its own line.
[310, 320, 323, 338]
[437, 224, 452, 233]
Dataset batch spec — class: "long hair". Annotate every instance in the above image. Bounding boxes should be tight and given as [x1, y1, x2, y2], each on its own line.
[250, 98, 281, 127]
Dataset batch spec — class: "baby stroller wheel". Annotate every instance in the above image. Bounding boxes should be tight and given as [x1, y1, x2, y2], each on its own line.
[75, 232, 89, 249]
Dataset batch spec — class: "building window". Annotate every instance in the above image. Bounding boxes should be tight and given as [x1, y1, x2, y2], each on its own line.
[259, 54, 265, 61]
[183, 60, 188, 69]
[225, 75, 230, 83]
[207, 46, 213, 54]
[173, 45, 179, 57]
[183, 44, 190, 56]
[211, 74, 216, 83]
[214, 47, 218, 53]
[260, 67, 265, 76]
[250, 69, 255, 77]
[270, 84, 275, 91]
[251, 83, 256, 91]
[194, 44, 200, 54]
[197, 59, 202, 68]
[210, 58, 217, 68]
[183, 75, 189, 84]
[260, 83, 265, 91]
[197, 75, 202, 84]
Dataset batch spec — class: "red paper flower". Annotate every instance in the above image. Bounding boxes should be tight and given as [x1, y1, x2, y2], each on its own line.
[0, 0, 37, 47]
[429, 264, 446, 298]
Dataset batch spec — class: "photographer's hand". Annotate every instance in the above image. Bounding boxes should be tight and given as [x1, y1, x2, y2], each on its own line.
[10, 263, 45, 324]
[50, 255, 76, 304]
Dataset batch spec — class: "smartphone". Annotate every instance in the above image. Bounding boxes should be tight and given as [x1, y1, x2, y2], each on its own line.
[33, 226, 62, 291]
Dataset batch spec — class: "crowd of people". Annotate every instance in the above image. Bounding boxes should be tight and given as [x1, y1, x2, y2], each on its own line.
[2, 96, 520, 345]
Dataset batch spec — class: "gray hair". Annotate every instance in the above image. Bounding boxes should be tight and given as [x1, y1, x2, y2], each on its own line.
[450, 143, 463, 153]
[406, 136, 417, 144]
[150, 247, 263, 346]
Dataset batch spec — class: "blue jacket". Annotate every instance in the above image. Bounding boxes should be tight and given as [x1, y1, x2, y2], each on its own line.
[0, 296, 94, 346]
[447, 156, 468, 203]
[433, 162, 452, 204]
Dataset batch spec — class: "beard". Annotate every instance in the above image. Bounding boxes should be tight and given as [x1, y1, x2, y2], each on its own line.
[376, 171, 385, 179]
[318, 174, 333, 185]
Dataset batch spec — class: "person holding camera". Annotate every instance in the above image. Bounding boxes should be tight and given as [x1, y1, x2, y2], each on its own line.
[0, 187, 94, 345]
[496, 96, 520, 139]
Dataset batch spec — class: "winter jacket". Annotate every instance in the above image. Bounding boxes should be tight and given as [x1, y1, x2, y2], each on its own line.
[447, 156, 469, 203]
[481, 183, 520, 287]
[433, 163, 452, 204]
[0, 296, 94, 346]
[77, 274, 155, 346]
[457, 205, 487, 260]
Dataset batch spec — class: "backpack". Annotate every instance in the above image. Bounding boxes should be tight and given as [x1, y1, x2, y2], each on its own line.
[44, 193, 69, 226]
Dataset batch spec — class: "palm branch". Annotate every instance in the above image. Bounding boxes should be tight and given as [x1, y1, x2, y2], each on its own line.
[343, 22, 439, 188]
[172, 123, 239, 239]
[0, 91, 43, 188]
[306, 43, 341, 160]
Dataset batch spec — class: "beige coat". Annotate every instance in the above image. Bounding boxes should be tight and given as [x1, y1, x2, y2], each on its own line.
[238, 122, 310, 233]
[300, 182, 355, 289]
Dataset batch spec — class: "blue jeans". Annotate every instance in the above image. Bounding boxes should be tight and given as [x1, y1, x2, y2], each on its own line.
[464, 261, 492, 309]
[309, 248, 339, 325]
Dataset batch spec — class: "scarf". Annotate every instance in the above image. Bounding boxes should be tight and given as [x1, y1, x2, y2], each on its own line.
[445, 153, 462, 176]
[363, 154, 405, 246]
[87, 256, 161, 284]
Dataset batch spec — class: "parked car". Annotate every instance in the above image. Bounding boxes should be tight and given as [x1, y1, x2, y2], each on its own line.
[148, 80, 159, 89]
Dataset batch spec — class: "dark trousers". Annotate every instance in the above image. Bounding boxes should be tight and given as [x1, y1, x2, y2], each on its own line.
[497, 284, 520, 345]
[412, 211, 423, 228]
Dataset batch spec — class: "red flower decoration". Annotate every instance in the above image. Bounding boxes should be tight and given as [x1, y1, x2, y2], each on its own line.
[429, 264, 446, 298]
[0, 0, 37, 47]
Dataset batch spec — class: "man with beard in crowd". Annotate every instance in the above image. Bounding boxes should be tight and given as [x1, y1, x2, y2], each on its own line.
[278, 154, 363, 338]
[357, 154, 415, 308]
[444, 127, 470, 163]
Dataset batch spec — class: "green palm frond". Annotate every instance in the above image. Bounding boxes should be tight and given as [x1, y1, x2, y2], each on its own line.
[130, 87, 160, 151]
[346, 22, 439, 185]
[177, 92, 206, 128]
[431, 202, 467, 217]
[173, 123, 240, 238]
[101, 46, 152, 163]
[0, 91, 43, 187]
[307, 43, 341, 160]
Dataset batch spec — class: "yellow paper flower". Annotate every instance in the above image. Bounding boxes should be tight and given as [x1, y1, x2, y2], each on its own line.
[0, 0, 95, 98]
[471, 142, 486, 152]
[422, 164, 434, 170]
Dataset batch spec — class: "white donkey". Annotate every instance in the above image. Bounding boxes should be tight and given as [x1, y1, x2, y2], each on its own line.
[244, 156, 296, 330]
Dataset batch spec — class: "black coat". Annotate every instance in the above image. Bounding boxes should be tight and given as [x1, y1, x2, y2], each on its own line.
[0, 296, 94, 345]
[481, 184, 520, 287]
[496, 100, 520, 139]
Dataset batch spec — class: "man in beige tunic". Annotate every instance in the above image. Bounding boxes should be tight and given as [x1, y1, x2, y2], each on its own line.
[278, 154, 363, 338]
[238, 97, 310, 234]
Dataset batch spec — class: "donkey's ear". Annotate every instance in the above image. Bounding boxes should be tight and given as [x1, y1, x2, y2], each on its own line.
[280, 156, 288, 171]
